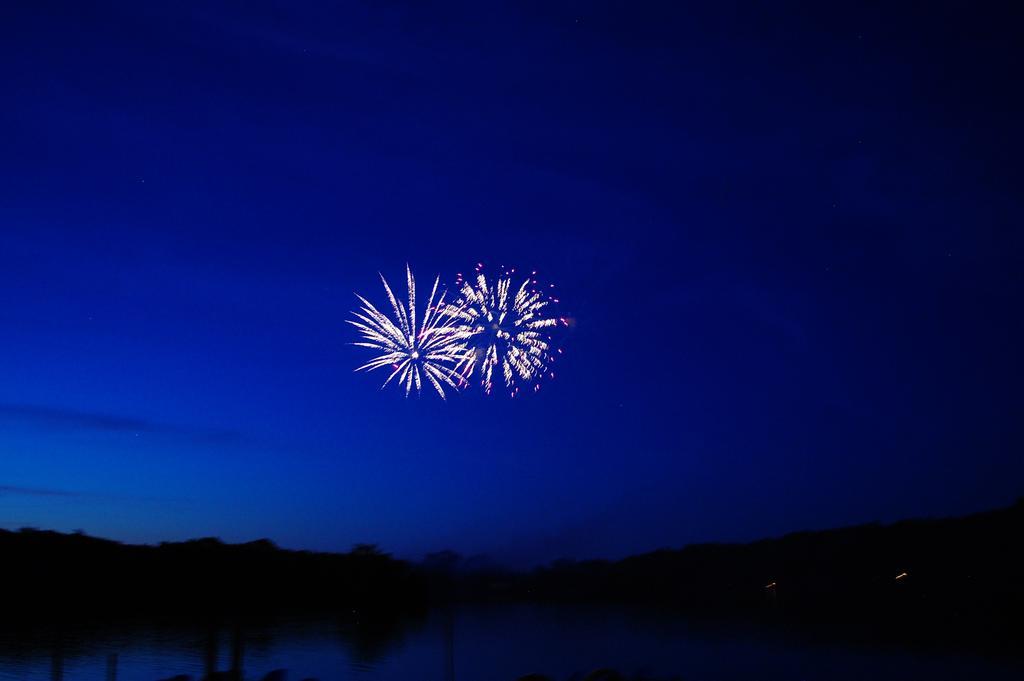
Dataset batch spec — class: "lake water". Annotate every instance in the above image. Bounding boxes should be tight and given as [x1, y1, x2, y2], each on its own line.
[1, 604, 1020, 681]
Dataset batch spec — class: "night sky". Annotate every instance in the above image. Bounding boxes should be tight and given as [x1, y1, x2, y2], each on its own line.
[2, 1, 1022, 565]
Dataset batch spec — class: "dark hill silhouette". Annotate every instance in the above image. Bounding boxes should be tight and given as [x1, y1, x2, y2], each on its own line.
[519, 498, 1024, 609]
[500, 498, 1024, 649]
[423, 499, 1024, 649]
[3, 500, 1022, 647]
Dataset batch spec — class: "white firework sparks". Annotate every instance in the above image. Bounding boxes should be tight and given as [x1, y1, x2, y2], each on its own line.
[348, 265, 473, 398]
[449, 264, 566, 396]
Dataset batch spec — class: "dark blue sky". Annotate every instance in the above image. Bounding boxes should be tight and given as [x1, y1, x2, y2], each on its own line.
[2, 1, 1022, 565]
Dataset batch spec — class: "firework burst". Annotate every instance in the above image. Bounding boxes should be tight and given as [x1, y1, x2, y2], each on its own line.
[348, 265, 473, 398]
[448, 264, 567, 396]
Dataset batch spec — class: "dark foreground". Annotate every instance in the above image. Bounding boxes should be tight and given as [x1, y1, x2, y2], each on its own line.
[1, 501, 1022, 679]
[4, 500, 1023, 649]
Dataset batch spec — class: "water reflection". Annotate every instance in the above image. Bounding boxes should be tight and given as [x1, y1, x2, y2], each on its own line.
[3, 609, 428, 681]
[2, 605, 1023, 681]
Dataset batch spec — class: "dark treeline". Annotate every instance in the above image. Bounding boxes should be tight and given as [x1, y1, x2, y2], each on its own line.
[3, 500, 1022, 648]
[0, 532, 423, 617]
